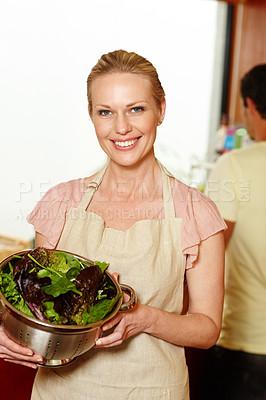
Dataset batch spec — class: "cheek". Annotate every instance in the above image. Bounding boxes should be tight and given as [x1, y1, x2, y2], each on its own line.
[134, 115, 158, 132]
[94, 120, 111, 139]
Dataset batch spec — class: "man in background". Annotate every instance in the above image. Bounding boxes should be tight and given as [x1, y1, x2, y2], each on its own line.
[205, 64, 266, 400]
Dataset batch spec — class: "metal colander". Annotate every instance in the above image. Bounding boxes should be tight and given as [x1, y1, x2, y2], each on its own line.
[0, 250, 136, 367]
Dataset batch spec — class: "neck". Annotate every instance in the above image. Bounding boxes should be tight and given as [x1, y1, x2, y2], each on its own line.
[254, 125, 266, 142]
[109, 156, 158, 179]
[250, 113, 266, 142]
[102, 155, 162, 202]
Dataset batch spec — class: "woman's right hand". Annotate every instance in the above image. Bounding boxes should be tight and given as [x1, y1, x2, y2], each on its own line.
[0, 325, 43, 369]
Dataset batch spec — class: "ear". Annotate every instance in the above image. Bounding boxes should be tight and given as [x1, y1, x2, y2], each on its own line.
[158, 98, 166, 125]
[245, 97, 256, 115]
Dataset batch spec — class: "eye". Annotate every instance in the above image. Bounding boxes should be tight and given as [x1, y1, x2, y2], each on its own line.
[131, 106, 144, 113]
[98, 110, 111, 116]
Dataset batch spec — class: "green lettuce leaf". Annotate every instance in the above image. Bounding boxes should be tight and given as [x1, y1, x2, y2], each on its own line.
[41, 274, 82, 297]
[85, 293, 122, 324]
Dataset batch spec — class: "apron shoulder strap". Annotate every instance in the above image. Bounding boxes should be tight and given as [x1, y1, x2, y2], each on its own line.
[77, 163, 108, 211]
[157, 160, 176, 219]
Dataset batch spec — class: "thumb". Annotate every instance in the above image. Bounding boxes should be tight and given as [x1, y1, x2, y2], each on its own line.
[112, 272, 119, 281]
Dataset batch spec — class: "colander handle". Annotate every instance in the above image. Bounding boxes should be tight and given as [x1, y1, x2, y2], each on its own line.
[119, 284, 137, 311]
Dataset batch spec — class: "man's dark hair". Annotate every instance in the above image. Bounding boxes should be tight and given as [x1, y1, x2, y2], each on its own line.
[241, 64, 266, 119]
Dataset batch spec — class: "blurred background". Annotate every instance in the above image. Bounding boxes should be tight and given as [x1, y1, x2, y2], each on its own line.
[0, 0, 265, 244]
[0, 0, 227, 243]
[1, 1, 266, 399]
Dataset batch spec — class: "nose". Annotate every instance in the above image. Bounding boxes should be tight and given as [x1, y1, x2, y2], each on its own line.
[115, 113, 132, 135]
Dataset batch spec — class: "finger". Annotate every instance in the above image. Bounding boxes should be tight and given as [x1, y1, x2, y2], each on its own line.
[0, 329, 34, 357]
[0, 345, 43, 363]
[112, 272, 119, 281]
[95, 340, 123, 348]
[122, 292, 130, 302]
[4, 358, 39, 369]
[101, 314, 122, 331]
[95, 330, 123, 347]
[95, 327, 102, 341]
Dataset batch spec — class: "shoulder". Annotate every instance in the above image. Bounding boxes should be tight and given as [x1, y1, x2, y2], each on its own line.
[171, 178, 217, 216]
[42, 165, 106, 206]
[231, 142, 266, 166]
[28, 176, 87, 221]
[43, 178, 85, 204]
[207, 144, 262, 188]
[215, 142, 265, 167]
[172, 177, 226, 234]
[27, 177, 85, 248]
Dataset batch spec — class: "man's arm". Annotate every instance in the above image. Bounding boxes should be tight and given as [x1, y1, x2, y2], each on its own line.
[224, 220, 235, 247]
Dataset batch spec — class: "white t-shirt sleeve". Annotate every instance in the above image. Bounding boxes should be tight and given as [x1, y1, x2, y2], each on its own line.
[205, 153, 238, 222]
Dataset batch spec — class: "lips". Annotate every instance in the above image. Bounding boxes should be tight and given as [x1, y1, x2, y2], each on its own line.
[112, 137, 140, 149]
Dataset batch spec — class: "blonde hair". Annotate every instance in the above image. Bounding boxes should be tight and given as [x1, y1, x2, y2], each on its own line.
[87, 49, 165, 112]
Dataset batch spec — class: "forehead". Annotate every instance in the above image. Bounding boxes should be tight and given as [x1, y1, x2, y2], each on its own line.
[90, 72, 153, 102]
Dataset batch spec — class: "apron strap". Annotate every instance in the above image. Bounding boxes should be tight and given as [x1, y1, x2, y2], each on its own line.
[157, 160, 176, 219]
[77, 163, 108, 211]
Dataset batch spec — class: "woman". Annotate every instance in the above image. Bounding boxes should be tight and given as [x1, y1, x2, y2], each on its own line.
[0, 50, 226, 399]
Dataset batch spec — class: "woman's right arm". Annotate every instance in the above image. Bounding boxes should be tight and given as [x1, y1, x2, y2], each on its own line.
[35, 232, 50, 247]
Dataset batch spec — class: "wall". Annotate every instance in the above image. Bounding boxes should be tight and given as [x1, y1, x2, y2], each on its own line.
[228, 0, 266, 124]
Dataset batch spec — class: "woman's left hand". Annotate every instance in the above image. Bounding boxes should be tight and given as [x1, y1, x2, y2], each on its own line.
[95, 302, 147, 348]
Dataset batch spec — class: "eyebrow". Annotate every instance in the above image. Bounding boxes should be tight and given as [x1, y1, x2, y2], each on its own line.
[94, 101, 148, 108]
[94, 104, 111, 109]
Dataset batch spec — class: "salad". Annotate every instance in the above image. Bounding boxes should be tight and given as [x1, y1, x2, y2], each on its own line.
[0, 247, 121, 325]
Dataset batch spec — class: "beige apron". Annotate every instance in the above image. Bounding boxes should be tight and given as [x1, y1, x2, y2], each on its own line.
[31, 162, 189, 400]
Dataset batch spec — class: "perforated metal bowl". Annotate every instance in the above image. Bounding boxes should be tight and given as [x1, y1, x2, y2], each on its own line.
[0, 249, 136, 367]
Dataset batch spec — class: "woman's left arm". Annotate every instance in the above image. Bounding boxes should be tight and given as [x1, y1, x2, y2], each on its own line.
[96, 231, 224, 349]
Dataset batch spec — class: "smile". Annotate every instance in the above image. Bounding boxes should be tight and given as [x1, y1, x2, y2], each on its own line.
[113, 138, 138, 148]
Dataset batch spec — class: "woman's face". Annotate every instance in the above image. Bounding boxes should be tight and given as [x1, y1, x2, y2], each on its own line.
[89, 72, 165, 167]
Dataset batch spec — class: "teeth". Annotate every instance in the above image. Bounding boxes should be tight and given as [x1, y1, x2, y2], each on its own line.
[114, 139, 138, 147]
